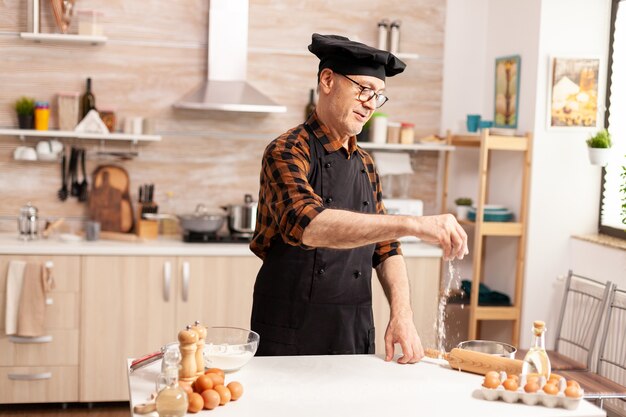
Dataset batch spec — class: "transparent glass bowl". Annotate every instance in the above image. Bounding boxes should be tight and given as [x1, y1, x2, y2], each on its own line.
[203, 327, 259, 372]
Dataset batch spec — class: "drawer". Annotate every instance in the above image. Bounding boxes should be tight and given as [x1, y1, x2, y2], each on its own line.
[0, 366, 78, 403]
[0, 255, 80, 292]
[0, 330, 78, 366]
[0, 291, 78, 332]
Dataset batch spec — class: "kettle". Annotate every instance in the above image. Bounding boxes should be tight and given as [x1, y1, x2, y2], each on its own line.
[18, 202, 39, 240]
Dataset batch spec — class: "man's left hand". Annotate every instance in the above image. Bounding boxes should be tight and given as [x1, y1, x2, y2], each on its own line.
[384, 311, 424, 364]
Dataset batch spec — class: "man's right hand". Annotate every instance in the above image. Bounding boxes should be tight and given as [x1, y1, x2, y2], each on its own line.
[413, 214, 468, 260]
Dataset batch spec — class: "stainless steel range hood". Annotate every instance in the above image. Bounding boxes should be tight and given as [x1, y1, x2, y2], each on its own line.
[174, 0, 286, 113]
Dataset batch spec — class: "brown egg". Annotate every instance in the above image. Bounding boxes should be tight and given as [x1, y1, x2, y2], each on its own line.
[187, 392, 204, 413]
[565, 385, 582, 398]
[201, 389, 221, 410]
[507, 374, 520, 384]
[543, 383, 559, 395]
[482, 375, 501, 389]
[485, 371, 500, 380]
[214, 384, 232, 405]
[227, 381, 244, 401]
[566, 380, 581, 389]
[503, 378, 518, 391]
[205, 368, 225, 378]
[524, 381, 540, 393]
[526, 375, 540, 385]
[207, 373, 225, 387]
[194, 374, 214, 393]
[549, 373, 563, 383]
[179, 381, 194, 396]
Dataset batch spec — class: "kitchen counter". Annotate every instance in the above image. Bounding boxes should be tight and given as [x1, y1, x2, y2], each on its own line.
[0, 234, 442, 257]
[127, 355, 605, 417]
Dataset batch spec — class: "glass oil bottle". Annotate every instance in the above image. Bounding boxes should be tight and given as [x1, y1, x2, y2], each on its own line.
[522, 320, 551, 380]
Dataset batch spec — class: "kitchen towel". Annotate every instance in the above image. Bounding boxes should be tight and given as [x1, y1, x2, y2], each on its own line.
[371, 152, 414, 176]
[17, 262, 54, 337]
[5, 260, 26, 335]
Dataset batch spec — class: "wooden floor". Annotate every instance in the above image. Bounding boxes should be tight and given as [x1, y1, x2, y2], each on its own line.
[0, 403, 129, 417]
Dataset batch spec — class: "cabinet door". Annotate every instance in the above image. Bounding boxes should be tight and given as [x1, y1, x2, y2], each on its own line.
[175, 256, 261, 331]
[80, 256, 177, 402]
[372, 257, 441, 355]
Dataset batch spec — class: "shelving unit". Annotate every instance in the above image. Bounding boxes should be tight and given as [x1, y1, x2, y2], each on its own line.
[20, 32, 107, 45]
[0, 128, 161, 144]
[441, 129, 533, 347]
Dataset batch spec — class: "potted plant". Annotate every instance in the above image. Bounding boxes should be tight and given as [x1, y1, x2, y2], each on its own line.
[14, 97, 35, 130]
[455, 197, 473, 220]
[586, 129, 612, 166]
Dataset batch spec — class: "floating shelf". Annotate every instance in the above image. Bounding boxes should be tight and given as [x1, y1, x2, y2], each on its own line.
[20, 32, 107, 45]
[359, 142, 454, 151]
[0, 128, 161, 143]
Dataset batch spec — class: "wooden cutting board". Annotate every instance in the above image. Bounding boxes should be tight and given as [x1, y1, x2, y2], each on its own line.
[88, 165, 134, 233]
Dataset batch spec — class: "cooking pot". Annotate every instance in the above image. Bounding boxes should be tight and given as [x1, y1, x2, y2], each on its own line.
[145, 204, 226, 233]
[223, 194, 258, 236]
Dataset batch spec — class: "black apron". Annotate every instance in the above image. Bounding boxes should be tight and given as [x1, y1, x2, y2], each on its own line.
[251, 123, 377, 356]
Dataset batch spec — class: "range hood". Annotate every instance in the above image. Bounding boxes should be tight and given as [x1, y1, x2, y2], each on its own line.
[174, 0, 286, 113]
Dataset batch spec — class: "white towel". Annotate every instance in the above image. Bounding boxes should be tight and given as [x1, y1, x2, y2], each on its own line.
[5, 261, 26, 335]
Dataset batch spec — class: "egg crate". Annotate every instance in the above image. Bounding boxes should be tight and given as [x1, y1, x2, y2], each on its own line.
[476, 385, 584, 410]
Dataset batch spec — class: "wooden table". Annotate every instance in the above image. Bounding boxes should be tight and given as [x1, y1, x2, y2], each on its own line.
[127, 355, 606, 417]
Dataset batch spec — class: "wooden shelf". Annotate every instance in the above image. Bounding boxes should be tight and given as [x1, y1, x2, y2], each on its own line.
[20, 32, 107, 45]
[441, 128, 533, 347]
[359, 142, 454, 151]
[0, 128, 161, 144]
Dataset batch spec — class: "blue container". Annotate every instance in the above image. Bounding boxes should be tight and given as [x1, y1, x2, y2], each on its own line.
[466, 114, 481, 132]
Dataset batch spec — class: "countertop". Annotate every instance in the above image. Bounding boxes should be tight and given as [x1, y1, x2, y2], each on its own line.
[127, 355, 605, 417]
[0, 234, 443, 257]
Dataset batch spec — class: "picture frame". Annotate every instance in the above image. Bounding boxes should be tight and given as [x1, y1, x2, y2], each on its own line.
[494, 55, 521, 129]
[547, 56, 600, 130]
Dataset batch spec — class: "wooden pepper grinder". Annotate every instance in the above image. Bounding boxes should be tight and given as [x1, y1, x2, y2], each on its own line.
[191, 320, 207, 377]
[178, 325, 198, 383]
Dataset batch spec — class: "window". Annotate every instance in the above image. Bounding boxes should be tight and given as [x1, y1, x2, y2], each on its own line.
[601, 0, 626, 239]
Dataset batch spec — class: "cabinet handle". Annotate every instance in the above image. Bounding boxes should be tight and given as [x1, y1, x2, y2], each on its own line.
[182, 261, 190, 302]
[9, 335, 53, 344]
[163, 261, 172, 302]
[8, 372, 52, 381]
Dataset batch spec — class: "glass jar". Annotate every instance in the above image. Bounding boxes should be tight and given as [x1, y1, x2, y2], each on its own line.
[34, 101, 50, 131]
[58, 92, 80, 131]
[400, 122, 415, 144]
[387, 122, 401, 144]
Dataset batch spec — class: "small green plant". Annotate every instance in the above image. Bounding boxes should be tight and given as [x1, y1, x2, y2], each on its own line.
[586, 129, 612, 149]
[14, 97, 35, 116]
[455, 197, 473, 206]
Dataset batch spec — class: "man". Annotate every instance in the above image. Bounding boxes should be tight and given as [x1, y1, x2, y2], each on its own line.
[250, 34, 468, 364]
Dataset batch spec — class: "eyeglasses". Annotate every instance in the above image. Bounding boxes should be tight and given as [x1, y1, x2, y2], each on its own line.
[338, 73, 389, 108]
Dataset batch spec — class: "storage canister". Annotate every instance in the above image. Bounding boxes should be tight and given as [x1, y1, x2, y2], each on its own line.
[34, 101, 50, 131]
[400, 122, 415, 144]
[387, 122, 401, 144]
[370, 113, 388, 144]
[58, 92, 80, 131]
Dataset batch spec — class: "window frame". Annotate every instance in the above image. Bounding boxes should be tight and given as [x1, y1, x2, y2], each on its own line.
[599, 0, 626, 239]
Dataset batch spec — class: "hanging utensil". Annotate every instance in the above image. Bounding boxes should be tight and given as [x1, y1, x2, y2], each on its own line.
[79, 149, 89, 202]
[70, 147, 80, 197]
[57, 151, 68, 201]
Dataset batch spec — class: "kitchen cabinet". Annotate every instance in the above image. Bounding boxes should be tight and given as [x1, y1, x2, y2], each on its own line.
[0, 255, 80, 403]
[80, 255, 261, 402]
[372, 256, 441, 355]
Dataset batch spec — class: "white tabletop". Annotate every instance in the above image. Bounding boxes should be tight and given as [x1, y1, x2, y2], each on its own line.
[127, 355, 605, 417]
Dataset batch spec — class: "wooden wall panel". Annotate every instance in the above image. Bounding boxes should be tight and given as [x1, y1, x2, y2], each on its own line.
[0, 0, 446, 232]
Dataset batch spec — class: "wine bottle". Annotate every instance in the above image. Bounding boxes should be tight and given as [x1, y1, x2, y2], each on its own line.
[304, 88, 316, 119]
[81, 77, 96, 119]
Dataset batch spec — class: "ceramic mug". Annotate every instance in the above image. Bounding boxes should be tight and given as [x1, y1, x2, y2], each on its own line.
[466, 114, 481, 132]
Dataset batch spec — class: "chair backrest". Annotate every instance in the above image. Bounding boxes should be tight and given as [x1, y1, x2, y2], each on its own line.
[554, 270, 613, 370]
[597, 286, 626, 382]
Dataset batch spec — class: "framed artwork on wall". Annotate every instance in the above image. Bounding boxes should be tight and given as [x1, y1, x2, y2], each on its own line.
[548, 56, 600, 130]
[494, 55, 521, 129]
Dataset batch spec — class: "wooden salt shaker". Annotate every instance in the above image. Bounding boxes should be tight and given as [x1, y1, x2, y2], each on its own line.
[178, 325, 198, 383]
[191, 320, 207, 376]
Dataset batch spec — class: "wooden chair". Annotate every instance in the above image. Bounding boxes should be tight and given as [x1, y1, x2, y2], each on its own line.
[516, 270, 613, 371]
[561, 286, 626, 412]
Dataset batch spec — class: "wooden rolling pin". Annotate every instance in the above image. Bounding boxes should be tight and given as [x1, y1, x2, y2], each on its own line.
[425, 348, 523, 376]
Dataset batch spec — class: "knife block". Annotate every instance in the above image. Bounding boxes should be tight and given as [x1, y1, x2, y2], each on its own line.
[136, 204, 158, 240]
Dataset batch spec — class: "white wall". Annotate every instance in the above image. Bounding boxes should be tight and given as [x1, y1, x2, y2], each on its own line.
[441, 0, 618, 349]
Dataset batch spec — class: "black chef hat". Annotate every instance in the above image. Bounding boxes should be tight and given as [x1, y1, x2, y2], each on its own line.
[308, 33, 406, 81]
